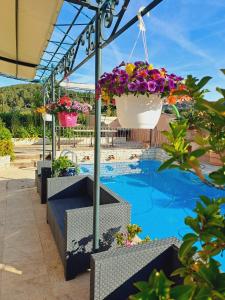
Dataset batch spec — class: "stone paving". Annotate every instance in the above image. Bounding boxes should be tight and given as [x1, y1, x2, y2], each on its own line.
[0, 167, 89, 300]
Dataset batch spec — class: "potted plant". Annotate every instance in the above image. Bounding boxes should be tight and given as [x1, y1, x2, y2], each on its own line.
[36, 106, 52, 122]
[47, 96, 92, 127]
[52, 156, 80, 177]
[97, 61, 188, 129]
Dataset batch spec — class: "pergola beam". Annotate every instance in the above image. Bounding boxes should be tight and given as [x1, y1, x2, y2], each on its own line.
[65, 0, 98, 10]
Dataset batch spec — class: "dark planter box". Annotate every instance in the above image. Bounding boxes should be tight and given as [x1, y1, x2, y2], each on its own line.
[90, 237, 181, 300]
[47, 176, 131, 280]
[35, 160, 52, 194]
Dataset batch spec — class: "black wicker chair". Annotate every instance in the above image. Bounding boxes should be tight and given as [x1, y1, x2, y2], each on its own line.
[90, 237, 181, 300]
[47, 176, 131, 280]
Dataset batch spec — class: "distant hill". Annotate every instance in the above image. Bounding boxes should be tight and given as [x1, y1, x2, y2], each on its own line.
[0, 83, 95, 112]
[0, 83, 42, 112]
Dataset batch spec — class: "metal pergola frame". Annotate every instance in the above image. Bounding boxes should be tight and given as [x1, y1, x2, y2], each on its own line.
[1, 0, 165, 251]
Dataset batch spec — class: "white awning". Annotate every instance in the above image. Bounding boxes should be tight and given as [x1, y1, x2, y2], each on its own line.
[0, 0, 63, 80]
[60, 81, 95, 91]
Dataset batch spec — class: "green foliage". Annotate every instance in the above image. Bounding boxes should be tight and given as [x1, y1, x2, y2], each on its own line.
[115, 224, 150, 247]
[0, 111, 42, 138]
[0, 83, 43, 111]
[52, 156, 80, 177]
[130, 72, 225, 299]
[159, 95, 225, 187]
[13, 127, 30, 138]
[0, 121, 14, 159]
[129, 269, 173, 300]
[0, 121, 12, 140]
[130, 197, 225, 300]
[0, 140, 15, 159]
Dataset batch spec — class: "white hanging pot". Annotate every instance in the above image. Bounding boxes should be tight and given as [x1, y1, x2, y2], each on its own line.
[115, 94, 163, 129]
[42, 113, 52, 122]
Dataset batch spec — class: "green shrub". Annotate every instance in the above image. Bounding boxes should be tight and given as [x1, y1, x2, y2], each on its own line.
[0, 122, 12, 140]
[26, 125, 40, 138]
[0, 121, 14, 159]
[13, 127, 30, 138]
[0, 140, 15, 159]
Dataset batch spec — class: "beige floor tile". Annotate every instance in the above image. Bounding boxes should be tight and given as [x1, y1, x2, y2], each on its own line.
[0, 167, 90, 299]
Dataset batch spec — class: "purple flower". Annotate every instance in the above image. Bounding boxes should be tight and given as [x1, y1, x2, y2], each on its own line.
[138, 81, 148, 93]
[119, 73, 129, 84]
[147, 80, 157, 92]
[128, 82, 138, 92]
[134, 61, 145, 67]
[168, 79, 176, 90]
[115, 86, 125, 95]
[82, 103, 92, 113]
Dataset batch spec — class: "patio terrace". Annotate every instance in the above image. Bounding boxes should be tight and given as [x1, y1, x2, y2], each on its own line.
[0, 166, 89, 300]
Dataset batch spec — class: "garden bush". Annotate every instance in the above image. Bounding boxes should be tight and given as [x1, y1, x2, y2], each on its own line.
[13, 127, 30, 138]
[0, 121, 12, 140]
[0, 140, 15, 159]
[0, 121, 14, 159]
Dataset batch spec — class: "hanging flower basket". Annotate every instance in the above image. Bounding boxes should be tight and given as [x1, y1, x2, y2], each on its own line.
[42, 113, 52, 122]
[58, 111, 78, 127]
[37, 95, 92, 128]
[115, 94, 163, 129]
[98, 62, 189, 129]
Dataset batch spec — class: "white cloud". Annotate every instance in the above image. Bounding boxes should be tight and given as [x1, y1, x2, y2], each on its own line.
[149, 15, 215, 63]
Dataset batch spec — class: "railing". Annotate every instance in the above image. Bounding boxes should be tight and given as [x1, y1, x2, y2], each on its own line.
[56, 126, 167, 150]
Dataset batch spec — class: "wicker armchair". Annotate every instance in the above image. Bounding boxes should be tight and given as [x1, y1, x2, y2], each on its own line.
[47, 176, 131, 280]
[90, 237, 181, 300]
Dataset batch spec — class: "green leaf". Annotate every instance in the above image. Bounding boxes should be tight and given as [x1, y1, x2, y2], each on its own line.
[133, 281, 150, 292]
[171, 285, 196, 300]
[195, 76, 212, 91]
[200, 196, 211, 206]
[194, 287, 212, 299]
[190, 148, 206, 158]
[158, 158, 176, 172]
[183, 233, 198, 242]
[178, 239, 196, 263]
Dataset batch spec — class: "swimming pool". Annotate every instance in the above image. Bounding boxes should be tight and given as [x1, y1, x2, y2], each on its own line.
[80, 160, 225, 269]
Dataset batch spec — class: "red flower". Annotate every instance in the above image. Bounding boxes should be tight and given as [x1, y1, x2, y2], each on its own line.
[58, 96, 72, 107]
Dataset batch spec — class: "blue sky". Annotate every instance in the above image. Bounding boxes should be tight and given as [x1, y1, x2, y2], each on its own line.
[1, 0, 225, 100]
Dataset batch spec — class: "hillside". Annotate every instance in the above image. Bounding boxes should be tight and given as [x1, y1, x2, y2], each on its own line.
[0, 83, 95, 113]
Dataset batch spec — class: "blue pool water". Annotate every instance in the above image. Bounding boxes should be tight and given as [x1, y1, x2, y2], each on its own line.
[80, 160, 225, 269]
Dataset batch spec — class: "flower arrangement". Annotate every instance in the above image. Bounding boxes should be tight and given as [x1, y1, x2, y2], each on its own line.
[97, 61, 190, 105]
[45, 96, 92, 115]
[115, 224, 150, 247]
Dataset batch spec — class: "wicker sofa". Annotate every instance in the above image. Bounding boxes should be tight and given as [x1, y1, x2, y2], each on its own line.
[90, 237, 181, 300]
[35, 160, 52, 194]
[47, 176, 131, 280]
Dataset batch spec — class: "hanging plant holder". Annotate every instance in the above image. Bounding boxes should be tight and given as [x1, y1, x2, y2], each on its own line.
[115, 94, 163, 129]
[42, 113, 52, 122]
[58, 111, 78, 127]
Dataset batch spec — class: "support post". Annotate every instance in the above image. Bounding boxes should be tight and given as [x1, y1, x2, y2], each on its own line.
[43, 87, 46, 160]
[51, 72, 56, 160]
[93, 8, 102, 251]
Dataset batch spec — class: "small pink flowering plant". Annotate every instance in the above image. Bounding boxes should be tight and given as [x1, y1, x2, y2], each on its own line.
[115, 224, 150, 247]
[45, 96, 92, 114]
[97, 61, 186, 104]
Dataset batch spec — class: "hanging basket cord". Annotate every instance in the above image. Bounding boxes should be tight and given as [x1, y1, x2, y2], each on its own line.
[128, 7, 149, 63]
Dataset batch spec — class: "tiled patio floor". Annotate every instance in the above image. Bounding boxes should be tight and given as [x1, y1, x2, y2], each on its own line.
[0, 167, 90, 300]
